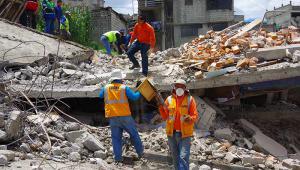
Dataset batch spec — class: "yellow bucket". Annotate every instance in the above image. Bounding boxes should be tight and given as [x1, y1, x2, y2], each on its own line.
[137, 78, 157, 102]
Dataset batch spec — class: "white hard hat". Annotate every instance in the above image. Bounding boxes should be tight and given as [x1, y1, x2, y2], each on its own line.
[109, 69, 125, 82]
[173, 79, 186, 86]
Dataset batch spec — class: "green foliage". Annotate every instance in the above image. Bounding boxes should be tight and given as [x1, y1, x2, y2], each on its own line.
[64, 5, 91, 46]
[36, 1, 101, 50]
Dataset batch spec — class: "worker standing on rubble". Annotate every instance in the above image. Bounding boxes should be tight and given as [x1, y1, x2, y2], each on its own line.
[60, 11, 71, 40]
[158, 79, 198, 170]
[19, 0, 39, 29]
[99, 69, 144, 163]
[42, 0, 56, 34]
[55, 0, 63, 33]
[127, 15, 156, 77]
[100, 30, 125, 57]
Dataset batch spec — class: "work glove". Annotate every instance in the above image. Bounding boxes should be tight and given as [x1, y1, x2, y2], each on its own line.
[127, 43, 131, 49]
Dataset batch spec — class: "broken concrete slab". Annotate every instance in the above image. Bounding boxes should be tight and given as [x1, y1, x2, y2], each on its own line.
[253, 132, 288, 160]
[0, 19, 93, 65]
[0, 155, 8, 165]
[0, 150, 15, 161]
[193, 96, 216, 130]
[224, 152, 240, 163]
[5, 110, 23, 140]
[282, 158, 300, 170]
[64, 130, 86, 143]
[81, 133, 105, 152]
[214, 128, 236, 142]
[241, 155, 265, 166]
[247, 44, 300, 61]
[239, 119, 261, 135]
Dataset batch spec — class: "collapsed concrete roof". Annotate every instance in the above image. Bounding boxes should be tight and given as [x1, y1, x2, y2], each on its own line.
[2, 19, 300, 98]
[0, 19, 93, 65]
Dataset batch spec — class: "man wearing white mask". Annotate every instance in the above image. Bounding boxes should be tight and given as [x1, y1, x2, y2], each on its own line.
[158, 79, 198, 170]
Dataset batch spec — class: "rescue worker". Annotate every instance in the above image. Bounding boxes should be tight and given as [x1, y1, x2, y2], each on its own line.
[19, 0, 39, 29]
[99, 69, 144, 163]
[55, 0, 63, 33]
[127, 15, 156, 76]
[100, 30, 125, 57]
[158, 79, 198, 170]
[60, 11, 71, 40]
[42, 0, 55, 34]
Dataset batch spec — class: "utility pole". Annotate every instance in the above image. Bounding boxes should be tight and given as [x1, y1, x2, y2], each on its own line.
[132, 0, 135, 14]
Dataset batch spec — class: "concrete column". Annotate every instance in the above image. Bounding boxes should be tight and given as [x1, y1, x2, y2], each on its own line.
[280, 89, 289, 101]
[266, 93, 275, 105]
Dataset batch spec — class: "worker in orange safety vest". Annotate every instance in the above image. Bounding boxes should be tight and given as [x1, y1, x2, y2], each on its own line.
[158, 79, 199, 170]
[99, 69, 144, 163]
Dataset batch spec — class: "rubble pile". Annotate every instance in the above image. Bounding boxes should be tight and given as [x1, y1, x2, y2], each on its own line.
[0, 99, 299, 169]
[156, 26, 300, 80]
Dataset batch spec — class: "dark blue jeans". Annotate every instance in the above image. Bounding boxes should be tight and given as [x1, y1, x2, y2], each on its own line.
[100, 35, 111, 55]
[168, 132, 191, 170]
[127, 41, 150, 75]
[109, 116, 144, 161]
[44, 13, 55, 34]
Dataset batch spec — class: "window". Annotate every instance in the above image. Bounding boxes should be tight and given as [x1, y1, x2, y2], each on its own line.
[209, 22, 228, 31]
[185, 0, 193, 6]
[207, 0, 232, 10]
[181, 24, 203, 37]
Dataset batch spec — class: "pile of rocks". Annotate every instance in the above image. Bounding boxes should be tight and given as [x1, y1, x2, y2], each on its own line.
[0, 101, 300, 170]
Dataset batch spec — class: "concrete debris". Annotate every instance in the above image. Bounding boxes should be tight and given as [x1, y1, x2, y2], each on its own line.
[81, 133, 105, 152]
[20, 143, 31, 153]
[94, 150, 107, 159]
[293, 50, 300, 63]
[69, 152, 81, 162]
[64, 130, 86, 143]
[241, 155, 265, 166]
[214, 128, 236, 142]
[0, 155, 8, 165]
[224, 152, 240, 163]
[0, 150, 15, 161]
[5, 110, 23, 140]
[0, 130, 7, 142]
[282, 158, 300, 170]
[0, 112, 5, 128]
[199, 164, 211, 170]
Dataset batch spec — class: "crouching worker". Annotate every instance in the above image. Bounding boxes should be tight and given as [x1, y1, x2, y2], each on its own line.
[157, 79, 198, 170]
[99, 69, 144, 163]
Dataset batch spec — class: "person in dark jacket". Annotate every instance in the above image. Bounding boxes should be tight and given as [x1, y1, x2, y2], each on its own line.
[55, 0, 63, 33]
[42, 0, 55, 34]
[19, 0, 39, 29]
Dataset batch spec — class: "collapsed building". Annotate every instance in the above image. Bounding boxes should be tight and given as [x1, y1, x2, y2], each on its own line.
[1, 15, 300, 170]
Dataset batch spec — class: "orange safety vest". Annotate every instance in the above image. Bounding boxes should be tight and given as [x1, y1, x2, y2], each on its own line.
[104, 83, 131, 118]
[165, 95, 194, 138]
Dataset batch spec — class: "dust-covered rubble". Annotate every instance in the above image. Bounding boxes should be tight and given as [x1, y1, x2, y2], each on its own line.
[0, 104, 299, 169]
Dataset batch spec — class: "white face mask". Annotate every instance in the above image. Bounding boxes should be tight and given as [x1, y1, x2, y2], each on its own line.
[176, 88, 185, 96]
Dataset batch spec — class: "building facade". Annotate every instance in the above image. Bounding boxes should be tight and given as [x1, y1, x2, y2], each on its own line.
[138, 0, 241, 49]
[90, 7, 127, 43]
[265, 2, 300, 29]
[63, 0, 105, 9]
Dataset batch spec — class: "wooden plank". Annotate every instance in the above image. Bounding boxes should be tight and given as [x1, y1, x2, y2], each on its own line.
[225, 19, 262, 46]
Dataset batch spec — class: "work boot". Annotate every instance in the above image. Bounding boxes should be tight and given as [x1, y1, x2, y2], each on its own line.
[129, 64, 140, 70]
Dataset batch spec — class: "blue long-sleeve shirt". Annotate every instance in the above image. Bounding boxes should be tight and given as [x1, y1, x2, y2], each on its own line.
[55, 5, 63, 20]
[99, 83, 141, 101]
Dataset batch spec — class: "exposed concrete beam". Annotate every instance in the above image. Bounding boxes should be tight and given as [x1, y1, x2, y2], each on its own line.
[11, 62, 300, 99]
[247, 44, 300, 61]
[157, 62, 300, 90]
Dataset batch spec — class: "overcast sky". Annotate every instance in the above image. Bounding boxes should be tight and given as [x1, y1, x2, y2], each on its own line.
[105, 0, 300, 19]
